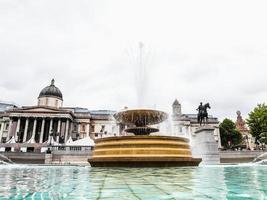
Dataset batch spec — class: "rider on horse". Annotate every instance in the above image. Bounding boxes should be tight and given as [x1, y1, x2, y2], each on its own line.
[197, 102, 210, 125]
[197, 102, 204, 123]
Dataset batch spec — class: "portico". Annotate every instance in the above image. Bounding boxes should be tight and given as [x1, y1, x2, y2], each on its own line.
[4, 107, 74, 144]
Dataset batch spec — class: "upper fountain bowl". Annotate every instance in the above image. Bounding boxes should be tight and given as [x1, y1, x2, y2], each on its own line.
[113, 109, 168, 126]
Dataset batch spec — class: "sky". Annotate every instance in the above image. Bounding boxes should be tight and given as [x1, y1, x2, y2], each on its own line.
[0, 0, 266, 121]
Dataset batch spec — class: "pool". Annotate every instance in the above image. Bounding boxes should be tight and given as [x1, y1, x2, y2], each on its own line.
[0, 164, 266, 199]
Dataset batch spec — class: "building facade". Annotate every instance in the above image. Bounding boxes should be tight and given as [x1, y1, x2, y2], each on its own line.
[0, 79, 119, 145]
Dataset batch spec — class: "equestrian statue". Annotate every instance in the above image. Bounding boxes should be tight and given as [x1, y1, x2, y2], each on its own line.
[197, 102, 211, 126]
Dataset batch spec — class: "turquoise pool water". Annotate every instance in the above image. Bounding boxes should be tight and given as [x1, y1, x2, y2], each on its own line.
[0, 164, 266, 199]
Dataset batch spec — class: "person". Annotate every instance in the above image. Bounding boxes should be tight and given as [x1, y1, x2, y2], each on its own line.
[46, 148, 51, 154]
[197, 102, 204, 115]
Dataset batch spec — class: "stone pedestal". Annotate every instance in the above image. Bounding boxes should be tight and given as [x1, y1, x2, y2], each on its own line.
[45, 154, 52, 164]
[191, 126, 220, 165]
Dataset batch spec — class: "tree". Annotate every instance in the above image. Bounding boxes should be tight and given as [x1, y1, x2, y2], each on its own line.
[259, 132, 267, 144]
[246, 103, 267, 144]
[219, 118, 242, 149]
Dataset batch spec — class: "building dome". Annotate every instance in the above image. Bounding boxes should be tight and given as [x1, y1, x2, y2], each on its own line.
[39, 79, 63, 100]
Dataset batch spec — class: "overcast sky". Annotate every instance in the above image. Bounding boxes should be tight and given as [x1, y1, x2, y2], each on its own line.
[0, 0, 266, 120]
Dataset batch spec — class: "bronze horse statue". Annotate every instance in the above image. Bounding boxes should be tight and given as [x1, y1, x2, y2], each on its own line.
[197, 103, 211, 126]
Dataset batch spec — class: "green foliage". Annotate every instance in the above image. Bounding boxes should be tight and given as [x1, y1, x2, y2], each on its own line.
[219, 118, 242, 149]
[259, 132, 267, 144]
[246, 103, 267, 143]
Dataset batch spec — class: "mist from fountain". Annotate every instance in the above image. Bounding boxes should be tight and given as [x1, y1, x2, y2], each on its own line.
[125, 42, 173, 136]
[126, 42, 151, 108]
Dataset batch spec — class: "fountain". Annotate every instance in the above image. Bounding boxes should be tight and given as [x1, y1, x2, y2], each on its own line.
[88, 43, 201, 167]
[114, 108, 168, 135]
[88, 108, 201, 167]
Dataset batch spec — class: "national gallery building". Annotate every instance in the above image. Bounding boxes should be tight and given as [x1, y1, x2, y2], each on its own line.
[0, 79, 119, 145]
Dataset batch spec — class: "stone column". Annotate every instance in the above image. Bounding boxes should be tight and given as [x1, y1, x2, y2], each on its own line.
[0, 122, 5, 143]
[56, 119, 61, 142]
[64, 120, 69, 143]
[49, 118, 53, 134]
[7, 118, 13, 141]
[23, 118, 29, 142]
[69, 122, 73, 138]
[48, 118, 54, 144]
[15, 118, 21, 141]
[86, 123, 90, 137]
[39, 118, 45, 143]
[77, 123, 81, 139]
[32, 118, 37, 140]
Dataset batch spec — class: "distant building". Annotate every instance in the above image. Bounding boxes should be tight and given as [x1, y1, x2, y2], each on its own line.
[0, 79, 119, 145]
[171, 99, 221, 148]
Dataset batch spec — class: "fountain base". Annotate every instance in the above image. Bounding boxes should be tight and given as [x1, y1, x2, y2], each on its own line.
[88, 136, 201, 167]
[125, 127, 159, 135]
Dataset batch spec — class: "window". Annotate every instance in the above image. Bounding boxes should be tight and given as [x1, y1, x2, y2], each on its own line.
[55, 100, 58, 107]
[45, 98, 49, 106]
[82, 124, 86, 132]
[74, 124, 77, 131]
[91, 125, 95, 132]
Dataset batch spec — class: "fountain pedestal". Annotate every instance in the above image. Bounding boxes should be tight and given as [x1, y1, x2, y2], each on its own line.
[88, 135, 201, 167]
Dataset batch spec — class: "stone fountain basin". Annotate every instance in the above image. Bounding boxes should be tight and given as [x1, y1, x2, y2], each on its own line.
[113, 109, 168, 126]
[88, 135, 202, 167]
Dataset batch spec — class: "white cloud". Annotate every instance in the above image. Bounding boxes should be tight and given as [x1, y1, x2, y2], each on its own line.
[0, 0, 266, 121]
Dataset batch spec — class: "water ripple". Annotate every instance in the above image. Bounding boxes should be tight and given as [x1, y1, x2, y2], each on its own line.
[0, 165, 266, 199]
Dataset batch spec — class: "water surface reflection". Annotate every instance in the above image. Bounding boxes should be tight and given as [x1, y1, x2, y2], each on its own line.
[0, 165, 266, 199]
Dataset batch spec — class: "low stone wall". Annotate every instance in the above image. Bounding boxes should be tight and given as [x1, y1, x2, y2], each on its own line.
[1, 152, 46, 164]
[2, 149, 265, 165]
[220, 150, 265, 163]
[1, 151, 92, 165]
[47, 151, 92, 164]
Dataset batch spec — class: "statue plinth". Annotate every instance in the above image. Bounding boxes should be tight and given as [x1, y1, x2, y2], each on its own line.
[191, 126, 220, 165]
[195, 126, 215, 134]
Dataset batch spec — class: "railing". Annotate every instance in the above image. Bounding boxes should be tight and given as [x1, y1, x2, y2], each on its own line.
[50, 145, 94, 153]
